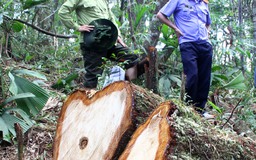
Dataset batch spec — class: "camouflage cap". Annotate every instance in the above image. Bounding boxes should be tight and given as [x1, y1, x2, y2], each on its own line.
[83, 19, 118, 52]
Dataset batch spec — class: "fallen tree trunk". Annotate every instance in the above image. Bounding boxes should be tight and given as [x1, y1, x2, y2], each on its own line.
[119, 101, 176, 159]
[53, 81, 256, 160]
[168, 102, 256, 159]
[120, 100, 256, 160]
[53, 81, 164, 160]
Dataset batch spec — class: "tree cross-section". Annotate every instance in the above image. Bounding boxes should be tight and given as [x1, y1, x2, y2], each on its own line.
[53, 81, 164, 160]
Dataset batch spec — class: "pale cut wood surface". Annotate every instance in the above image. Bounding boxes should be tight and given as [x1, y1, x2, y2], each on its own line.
[53, 81, 164, 160]
[53, 82, 133, 160]
[119, 101, 175, 160]
[53, 81, 256, 160]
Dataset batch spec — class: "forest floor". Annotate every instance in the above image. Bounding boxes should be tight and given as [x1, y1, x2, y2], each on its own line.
[0, 95, 62, 160]
[0, 78, 256, 160]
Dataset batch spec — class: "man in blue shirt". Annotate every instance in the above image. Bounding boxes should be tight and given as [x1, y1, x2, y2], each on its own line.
[157, 0, 214, 118]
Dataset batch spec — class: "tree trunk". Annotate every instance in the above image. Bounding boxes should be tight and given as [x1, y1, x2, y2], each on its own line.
[119, 101, 176, 159]
[145, 46, 158, 93]
[142, 0, 169, 50]
[53, 81, 164, 160]
[53, 81, 256, 160]
[253, 0, 256, 87]
[119, 100, 256, 160]
[127, 0, 137, 48]
[238, 0, 245, 74]
[119, 0, 126, 23]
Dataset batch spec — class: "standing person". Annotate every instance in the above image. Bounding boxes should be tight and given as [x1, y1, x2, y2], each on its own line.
[157, 0, 214, 118]
[58, 0, 143, 92]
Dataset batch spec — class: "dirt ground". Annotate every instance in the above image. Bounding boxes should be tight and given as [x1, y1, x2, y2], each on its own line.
[0, 97, 62, 160]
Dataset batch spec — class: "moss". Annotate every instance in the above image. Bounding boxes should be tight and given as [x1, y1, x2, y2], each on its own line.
[169, 99, 256, 159]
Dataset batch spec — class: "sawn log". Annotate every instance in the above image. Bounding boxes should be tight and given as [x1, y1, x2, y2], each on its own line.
[53, 81, 256, 160]
[120, 101, 256, 160]
[53, 81, 164, 160]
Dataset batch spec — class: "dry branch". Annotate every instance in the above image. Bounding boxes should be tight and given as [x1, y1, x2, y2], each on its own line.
[14, 123, 24, 160]
[14, 19, 77, 39]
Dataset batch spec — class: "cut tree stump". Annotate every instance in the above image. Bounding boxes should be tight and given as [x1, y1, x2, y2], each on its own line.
[53, 81, 164, 160]
[53, 81, 256, 160]
[120, 100, 256, 160]
[119, 101, 176, 160]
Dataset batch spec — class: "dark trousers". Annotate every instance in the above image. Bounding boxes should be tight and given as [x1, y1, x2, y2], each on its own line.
[80, 43, 140, 88]
[180, 41, 213, 111]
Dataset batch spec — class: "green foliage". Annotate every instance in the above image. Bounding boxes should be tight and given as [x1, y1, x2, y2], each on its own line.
[0, 69, 49, 142]
[208, 100, 222, 113]
[11, 20, 24, 32]
[211, 65, 247, 90]
[12, 69, 47, 80]
[117, 1, 158, 48]
[240, 90, 256, 132]
[159, 74, 181, 99]
[23, 0, 48, 9]
[9, 72, 49, 116]
[159, 75, 171, 97]
[160, 24, 178, 48]
[1, 0, 13, 13]
[0, 0, 255, 147]
[0, 93, 35, 108]
[51, 73, 79, 91]
[221, 72, 246, 90]
[0, 108, 34, 142]
[133, 5, 148, 29]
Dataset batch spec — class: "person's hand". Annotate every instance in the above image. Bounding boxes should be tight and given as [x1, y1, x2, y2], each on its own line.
[78, 25, 94, 32]
[174, 28, 184, 38]
[117, 36, 127, 47]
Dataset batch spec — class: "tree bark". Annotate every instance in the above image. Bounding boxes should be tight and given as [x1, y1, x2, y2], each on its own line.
[142, 0, 168, 55]
[238, 0, 245, 74]
[53, 81, 164, 160]
[14, 123, 24, 160]
[53, 81, 256, 160]
[119, 0, 126, 23]
[127, 0, 137, 48]
[145, 46, 158, 93]
[121, 101, 256, 160]
[253, 0, 256, 87]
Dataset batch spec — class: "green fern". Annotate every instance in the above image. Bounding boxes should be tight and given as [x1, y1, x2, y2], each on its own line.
[0, 70, 49, 142]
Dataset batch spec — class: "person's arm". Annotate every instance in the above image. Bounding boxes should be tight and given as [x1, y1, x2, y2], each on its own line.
[58, 0, 80, 30]
[206, 25, 211, 38]
[206, 25, 210, 32]
[117, 36, 127, 47]
[156, 12, 184, 38]
[205, 3, 211, 37]
[58, 0, 94, 32]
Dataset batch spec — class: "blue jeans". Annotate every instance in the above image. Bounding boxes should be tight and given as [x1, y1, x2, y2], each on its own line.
[180, 41, 213, 112]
